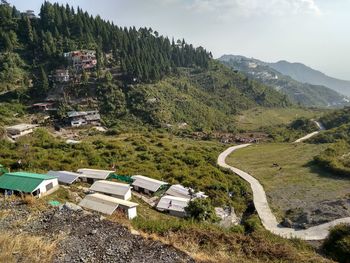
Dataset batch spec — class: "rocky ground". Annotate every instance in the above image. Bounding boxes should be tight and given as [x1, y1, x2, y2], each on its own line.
[281, 198, 350, 229]
[0, 199, 194, 263]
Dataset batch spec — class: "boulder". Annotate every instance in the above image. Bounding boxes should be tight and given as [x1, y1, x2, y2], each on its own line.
[61, 202, 83, 212]
[281, 218, 293, 228]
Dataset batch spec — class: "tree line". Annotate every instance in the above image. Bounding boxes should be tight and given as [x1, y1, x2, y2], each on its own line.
[0, 1, 211, 87]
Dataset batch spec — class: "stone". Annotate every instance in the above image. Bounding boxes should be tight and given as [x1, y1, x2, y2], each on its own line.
[63, 202, 83, 212]
[281, 218, 293, 228]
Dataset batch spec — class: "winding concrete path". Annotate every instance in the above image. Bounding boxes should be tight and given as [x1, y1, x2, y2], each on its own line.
[218, 124, 350, 240]
[293, 121, 325, 143]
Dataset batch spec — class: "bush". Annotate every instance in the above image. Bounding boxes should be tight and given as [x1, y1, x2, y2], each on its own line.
[185, 198, 219, 222]
[322, 224, 350, 263]
[244, 214, 262, 233]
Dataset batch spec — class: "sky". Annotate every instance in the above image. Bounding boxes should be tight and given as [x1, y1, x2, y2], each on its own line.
[10, 0, 350, 80]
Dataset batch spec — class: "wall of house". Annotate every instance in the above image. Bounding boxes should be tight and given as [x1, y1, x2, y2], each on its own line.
[127, 207, 137, 219]
[124, 189, 132, 200]
[33, 178, 59, 197]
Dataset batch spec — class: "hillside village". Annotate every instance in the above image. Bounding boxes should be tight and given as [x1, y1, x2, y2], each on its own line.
[0, 165, 218, 221]
[0, 1, 350, 262]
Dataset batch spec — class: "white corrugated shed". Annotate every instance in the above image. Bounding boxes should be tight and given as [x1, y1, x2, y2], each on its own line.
[77, 168, 114, 180]
[79, 193, 138, 219]
[165, 184, 192, 198]
[47, 170, 81, 184]
[131, 175, 167, 193]
[79, 193, 120, 215]
[90, 180, 132, 200]
[165, 184, 208, 199]
[156, 195, 190, 217]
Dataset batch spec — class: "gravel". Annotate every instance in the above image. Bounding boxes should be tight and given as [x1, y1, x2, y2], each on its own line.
[0, 199, 194, 263]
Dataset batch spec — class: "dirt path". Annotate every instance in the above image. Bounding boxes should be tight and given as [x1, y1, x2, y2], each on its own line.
[218, 124, 350, 240]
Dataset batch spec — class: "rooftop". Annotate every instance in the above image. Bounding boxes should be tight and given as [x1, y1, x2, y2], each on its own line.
[6, 124, 37, 131]
[131, 175, 168, 192]
[156, 195, 190, 213]
[0, 172, 57, 193]
[90, 180, 131, 197]
[77, 168, 115, 180]
[47, 171, 80, 184]
[79, 193, 138, 215]
[166, 184, 208, 199]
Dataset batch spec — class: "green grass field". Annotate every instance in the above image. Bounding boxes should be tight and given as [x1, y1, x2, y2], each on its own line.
[227, 143, 350, 217]
[236, 107, 326, 131]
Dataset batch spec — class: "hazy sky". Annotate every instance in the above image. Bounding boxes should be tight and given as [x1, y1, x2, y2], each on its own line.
[10, 0, 350, 80]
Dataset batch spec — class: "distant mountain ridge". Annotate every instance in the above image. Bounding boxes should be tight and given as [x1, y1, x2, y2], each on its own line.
[219, 55, 349, 108]
[268, 60, 350, 97]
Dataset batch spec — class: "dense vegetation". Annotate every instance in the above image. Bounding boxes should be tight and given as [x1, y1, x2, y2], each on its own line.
[0, 1, 210, 86]
[263, 117, 318, 142]
[0, 128, 251, 210]
[0, 2, 291, 131]
[322, 224, 350, 263]
[308, 107, 350, 177]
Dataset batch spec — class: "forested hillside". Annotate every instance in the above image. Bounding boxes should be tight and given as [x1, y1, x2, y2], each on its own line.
[0, 2, 289, 131]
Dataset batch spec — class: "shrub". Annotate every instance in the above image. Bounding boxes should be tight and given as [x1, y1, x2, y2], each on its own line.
[185, 198, 219, 222]
[322, 223, 350, 263]
[244, 214, 262, 233]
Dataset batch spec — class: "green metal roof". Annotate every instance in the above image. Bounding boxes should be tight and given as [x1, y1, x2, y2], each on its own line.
[0, 172, 57, 193]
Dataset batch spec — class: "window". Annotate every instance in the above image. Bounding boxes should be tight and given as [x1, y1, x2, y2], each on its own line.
[46, 182, 53, 191]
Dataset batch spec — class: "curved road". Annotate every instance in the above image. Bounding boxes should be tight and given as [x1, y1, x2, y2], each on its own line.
[218, 123, 350, 240]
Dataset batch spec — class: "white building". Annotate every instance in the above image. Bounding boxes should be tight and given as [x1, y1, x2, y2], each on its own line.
[0, 172, 59, 198]
[77, 168, 115, 184]
[79, 193, 138, 219]
[6, 124, 38, 140]
[165, 184, 208, 199]
[131, 175, 168, 195]
[47, 171, 81, 185]
[156, 195, 190, 218]
[90, 180, 132, 200]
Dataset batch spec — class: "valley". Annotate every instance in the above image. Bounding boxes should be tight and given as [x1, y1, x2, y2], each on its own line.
[226, 143, 350, 229]
[0, 1, 349, 262]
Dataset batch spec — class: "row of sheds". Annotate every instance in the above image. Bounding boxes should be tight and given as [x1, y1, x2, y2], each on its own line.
[47, 169, 138, 219]
[49, 170, 208, 218]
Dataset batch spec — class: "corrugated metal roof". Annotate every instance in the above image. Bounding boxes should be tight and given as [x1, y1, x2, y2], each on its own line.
[90, 180, 130, 197]
[47, 171, 80, 184]
[77, 168, 114, 180]
[166, 184, 208, 199]
[156, 195, 190, 213]
[79, 193, 138, 214]
[131, 175, 167, 192]
[79, 193, 119, 215]
[6, 124, 37, 132]
[0, 172, 56, 193]
[165, 184, 192, 198]
[67, 111, 87, 118]
[85, 114, 101, 121]
[113, 198, 138, 208]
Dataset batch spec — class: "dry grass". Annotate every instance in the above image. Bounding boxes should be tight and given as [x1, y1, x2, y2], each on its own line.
[138, 227, 334, 263]
[0, 232, 58, 263]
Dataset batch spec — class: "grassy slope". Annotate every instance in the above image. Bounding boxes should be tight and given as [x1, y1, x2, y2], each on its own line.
[99, 61, 290, 131]
[0, 129, 250, 210]
[227, 143, 350, 217]
[235, 107, 326, 131]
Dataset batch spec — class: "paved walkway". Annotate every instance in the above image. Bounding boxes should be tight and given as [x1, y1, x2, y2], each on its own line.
[294, 121, 325, 143]
[217, 125, 350, 240]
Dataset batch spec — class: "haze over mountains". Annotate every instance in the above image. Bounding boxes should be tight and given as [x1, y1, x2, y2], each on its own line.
[268, 61, 350, 97]
[219, 55, 350, 108]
